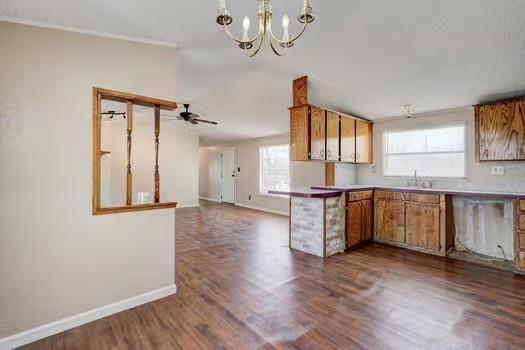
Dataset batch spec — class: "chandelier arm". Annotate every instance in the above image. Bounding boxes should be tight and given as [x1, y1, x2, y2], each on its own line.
[267, 13, 309, 45]
[269, 39, 287, 56]
[243, 33, 265, 58]
[222, 17, 263, 44]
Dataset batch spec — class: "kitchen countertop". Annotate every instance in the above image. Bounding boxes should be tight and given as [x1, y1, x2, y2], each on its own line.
[272, 185, 525, 199]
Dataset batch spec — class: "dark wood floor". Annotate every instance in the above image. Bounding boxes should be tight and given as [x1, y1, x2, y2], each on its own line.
[22, 200, 525, 349]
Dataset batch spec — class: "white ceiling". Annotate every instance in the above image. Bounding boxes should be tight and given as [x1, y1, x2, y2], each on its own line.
[2, 0, 525, 145]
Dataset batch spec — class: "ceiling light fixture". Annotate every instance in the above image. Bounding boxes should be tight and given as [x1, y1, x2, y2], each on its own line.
[216, 0, 315, 57]
[404, 104, 415, 118]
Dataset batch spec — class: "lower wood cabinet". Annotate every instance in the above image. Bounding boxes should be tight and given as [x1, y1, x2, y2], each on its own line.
[405, 203, 440, 251]
[375, 199, 406, 244]
[346, 194, 373, 248]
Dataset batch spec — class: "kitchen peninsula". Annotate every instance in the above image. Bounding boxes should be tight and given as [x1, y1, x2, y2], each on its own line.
[270, 185, 525, 274]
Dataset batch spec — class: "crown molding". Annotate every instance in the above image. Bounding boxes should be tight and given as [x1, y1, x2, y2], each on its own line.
[0, 16, 179, 48]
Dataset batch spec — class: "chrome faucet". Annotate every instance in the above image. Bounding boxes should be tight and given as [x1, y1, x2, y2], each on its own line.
[413, 170, 418, 187]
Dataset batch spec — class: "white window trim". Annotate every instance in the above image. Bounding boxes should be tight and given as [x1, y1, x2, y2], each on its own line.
[259, 144, 290, 196]
[382, 123, 468, 179]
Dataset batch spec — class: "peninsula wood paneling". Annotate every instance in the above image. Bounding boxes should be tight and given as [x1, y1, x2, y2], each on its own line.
[375, 199, 405, 244]
[340, 116, 356, 162]
[405, 203, 440, 251]
[476, 98, 525, 161]
[310, 106, 326, 160]
[326, 111, 340, 161]
[290, 106, 310, 161]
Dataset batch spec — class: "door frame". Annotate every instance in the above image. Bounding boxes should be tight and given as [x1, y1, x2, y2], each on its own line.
[220, 147, 236, 204]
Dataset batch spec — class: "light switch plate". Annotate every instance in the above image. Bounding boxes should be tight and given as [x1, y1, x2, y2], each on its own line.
[491, 166, 505, 176]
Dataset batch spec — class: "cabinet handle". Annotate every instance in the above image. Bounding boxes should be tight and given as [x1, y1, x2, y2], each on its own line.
[351, 153, 355, 159]
[484, 149, 489, 157]
[357, 153, 361, 159]
[327, 149, 332, 159]
[320, 149, 325, 158]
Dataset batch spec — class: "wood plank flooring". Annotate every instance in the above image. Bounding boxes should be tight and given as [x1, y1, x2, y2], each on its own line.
[22, 200, 525, 349]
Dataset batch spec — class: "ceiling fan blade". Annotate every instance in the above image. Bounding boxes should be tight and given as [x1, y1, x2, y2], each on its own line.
[196, 119, 218, 125]
[189, 113, 201, 119]
[190, 119, 198, 125]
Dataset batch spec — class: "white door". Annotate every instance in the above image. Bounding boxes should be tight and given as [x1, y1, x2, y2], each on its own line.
[221, 150, 235, 204]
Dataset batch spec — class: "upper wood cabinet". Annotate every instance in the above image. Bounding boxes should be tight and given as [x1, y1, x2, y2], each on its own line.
[340, 116, 356, 162]
[310, 106, 326, 160]
[290, 106, 310, 161]
[475, 97, 525, 161]
[356, 120, 372, 164]
[289, 104, 373, 164]
[326, 111, 340, 161]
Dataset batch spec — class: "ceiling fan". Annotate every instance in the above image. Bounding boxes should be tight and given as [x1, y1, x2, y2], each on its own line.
[166, 104, 218, 125]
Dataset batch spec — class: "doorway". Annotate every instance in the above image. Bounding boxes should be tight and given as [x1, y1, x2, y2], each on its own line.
[221, 149, 236, 204]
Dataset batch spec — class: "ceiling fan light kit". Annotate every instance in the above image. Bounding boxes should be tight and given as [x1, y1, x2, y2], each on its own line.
[217, 0, 315, 57]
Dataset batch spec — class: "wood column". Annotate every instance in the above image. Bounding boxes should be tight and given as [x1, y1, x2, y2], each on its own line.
[126, 101, 133, 205]
[154, 105, 160, 203]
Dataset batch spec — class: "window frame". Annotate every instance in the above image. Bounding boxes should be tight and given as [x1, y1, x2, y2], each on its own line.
[382, 123, 468, 179]
[258, 144, 290, 198]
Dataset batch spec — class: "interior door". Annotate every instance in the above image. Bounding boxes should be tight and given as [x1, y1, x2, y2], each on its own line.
[346, 201, 362, 248]
[310, 106, 326, 160]
[355, 120, 371, 164]
[221, 150, 235, 204]
[326, 111, 340, 161]
[340, 117, 356, 162]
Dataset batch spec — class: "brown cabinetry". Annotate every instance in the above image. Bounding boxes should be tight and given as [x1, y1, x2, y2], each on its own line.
[326, 111, 340, 161]
[516, 199, 525, 273]
[475, 97, 525, 161]
[289, 105, 373, 163]
[374, 191, 445, 255]
[346, 192, 373, 248]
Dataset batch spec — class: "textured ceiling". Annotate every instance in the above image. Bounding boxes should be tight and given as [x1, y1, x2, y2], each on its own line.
[2, 0, 525, 145]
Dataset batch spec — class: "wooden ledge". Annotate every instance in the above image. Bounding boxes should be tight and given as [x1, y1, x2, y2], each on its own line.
[93, 202, 178, 215]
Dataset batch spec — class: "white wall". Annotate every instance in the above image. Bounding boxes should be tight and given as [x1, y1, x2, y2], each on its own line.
[199, 133, 359, 214]
[357, 108, 525, 192]
[0, 22, 197, 339]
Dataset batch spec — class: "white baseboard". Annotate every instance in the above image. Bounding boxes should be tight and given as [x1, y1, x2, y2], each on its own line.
[0, 284, 177, 350]
[199, 196, 221, 203]
[234, 202, 289, 216]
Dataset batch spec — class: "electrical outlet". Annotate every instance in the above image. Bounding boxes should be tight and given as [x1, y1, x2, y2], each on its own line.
[491, 166, 505, 176]
[371, 165, 377, 174]
[248, 195, 251, 200]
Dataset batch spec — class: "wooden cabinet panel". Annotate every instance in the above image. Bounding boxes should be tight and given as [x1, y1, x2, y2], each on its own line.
[348, 190, 373, 202]
[361, 200, 373, 241]
[290, 106, 310, 161]
[520, 200, 525, 212]
[340, 117, 356, 162]
[326, 111, 340, 161]
[356, 120, 372, 163]
[347, 201, 362, 248]
[374, 191, 410, 201]
[520, 233, 525, 250]
[293, 76, 308, 107]
[406, 203, 440, 251]
[519, 214, 525, 231]
[477, 101, 525, 161]
[310, 106, 326, 160]
[408, 193, 440, 204]
[375, 199, 405, 243]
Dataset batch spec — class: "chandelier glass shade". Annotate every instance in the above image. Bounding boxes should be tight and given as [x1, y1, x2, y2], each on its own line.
[216, 0, 315, 57]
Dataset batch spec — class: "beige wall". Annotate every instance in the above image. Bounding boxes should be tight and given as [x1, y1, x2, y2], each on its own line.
[199, 134, 358, 214]
[0, 22, 196, 338]
[357, 108, 525, 192]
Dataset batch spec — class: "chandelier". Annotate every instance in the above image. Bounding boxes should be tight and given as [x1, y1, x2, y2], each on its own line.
[216, 0, 315, 57]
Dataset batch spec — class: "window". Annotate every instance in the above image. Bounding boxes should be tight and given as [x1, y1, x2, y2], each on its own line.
[259, 144, 290, 195]
[383, 125, 466, 178]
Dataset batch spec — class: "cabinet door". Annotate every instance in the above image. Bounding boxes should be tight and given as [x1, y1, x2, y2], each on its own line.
[347, 201, 362, 248]
[375, 199, 405, 243]
[340, 116, 356, 162]
[326, 111, 340, 161]
[356, 120, 372, 164]
[310, 106, 326, 160]
[290, 106, 310, 161]
[361, 199, 373, 241]
[513, 100, 525, 160]
[478, 102, 520, 161]
[405, 203, 440, 251]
